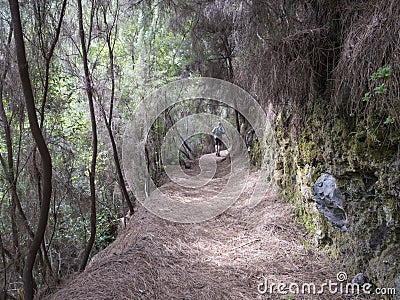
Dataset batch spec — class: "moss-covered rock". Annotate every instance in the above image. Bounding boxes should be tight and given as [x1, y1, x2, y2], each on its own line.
[273, 101, 400, 293]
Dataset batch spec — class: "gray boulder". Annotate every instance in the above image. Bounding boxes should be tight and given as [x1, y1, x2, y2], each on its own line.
[311, 174, 347, 232]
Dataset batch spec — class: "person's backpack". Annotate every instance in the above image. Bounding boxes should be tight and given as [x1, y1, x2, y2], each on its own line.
[213, 125, 223, 137]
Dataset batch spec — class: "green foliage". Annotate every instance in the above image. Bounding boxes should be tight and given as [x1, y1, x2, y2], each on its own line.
[94, 208, 119, 252]
[384, 116, 395, 125]
[374, 83, 388, 94]
[370, 65, 391, 80]
[362, 65, 397, 128]
[134, 5, 193, 84]
[363, 65, 391, 100]
[362, 92, 371, 102]
[0, 0, 198, 292]
[57, 211, 87, 243]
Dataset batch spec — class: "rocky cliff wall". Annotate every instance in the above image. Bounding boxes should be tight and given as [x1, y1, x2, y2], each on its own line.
[272, 100, 400, 294]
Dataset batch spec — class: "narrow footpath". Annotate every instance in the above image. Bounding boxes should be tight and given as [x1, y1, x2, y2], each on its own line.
[48, 151, 348, 300]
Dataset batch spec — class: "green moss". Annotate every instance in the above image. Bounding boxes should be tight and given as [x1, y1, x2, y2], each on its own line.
[250, 139, 262, 167]
[298, 137, 319, 164]
[272, 102, 400, 289]
[368, 245, 400, 290]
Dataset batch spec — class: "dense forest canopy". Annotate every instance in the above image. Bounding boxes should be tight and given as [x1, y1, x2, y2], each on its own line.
[0, 0, 399, 299]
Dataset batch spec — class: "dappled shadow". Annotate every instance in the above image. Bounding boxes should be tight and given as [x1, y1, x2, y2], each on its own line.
[46, 154, 347, 300]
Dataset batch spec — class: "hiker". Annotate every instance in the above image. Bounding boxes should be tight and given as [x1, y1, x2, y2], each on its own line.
[246, 129, 255, 152]
[212, 122, 225, 157]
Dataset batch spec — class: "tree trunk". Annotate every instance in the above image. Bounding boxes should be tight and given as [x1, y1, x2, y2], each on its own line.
[34, 0, 67, 277]
[77, 0, 98, 272]
[103, 119, 135, 214]
[0, 231, 7, 298]
[39, 0, 67, 129]
[227, 56, 241, 133]
[0, 26, 23, 279]
[8, 1, 53, 299]
[100, 8, 135, 214]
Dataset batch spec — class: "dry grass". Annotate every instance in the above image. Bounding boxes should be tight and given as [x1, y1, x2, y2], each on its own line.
[44, 153, 354, 300]
[333, 0, 400, 127]
[189, 0, 400, 129]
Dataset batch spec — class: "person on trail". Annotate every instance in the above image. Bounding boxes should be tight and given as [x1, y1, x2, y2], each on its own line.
[212, 122, 225, 157]
[246, 129, 255, 152]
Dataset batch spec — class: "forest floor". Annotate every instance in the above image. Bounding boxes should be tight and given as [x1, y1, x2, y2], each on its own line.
[46, 151, 351, 300]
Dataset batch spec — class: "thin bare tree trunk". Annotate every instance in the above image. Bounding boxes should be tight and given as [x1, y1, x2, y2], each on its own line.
[77, 0, 98, 272]
[0, 26, 23, 279]
[39, 0, 68, 129]
[226, 56, 241, 133]
[8, 1, 53, 299]
[102, 116, 135, 214]
[0, 230, 7, 298]
[1, 6, 52, 284]
[99, 5, 135, 214]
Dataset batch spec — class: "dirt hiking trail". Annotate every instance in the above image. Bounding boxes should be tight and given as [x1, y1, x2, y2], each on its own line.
[47, 151, 349, 300]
